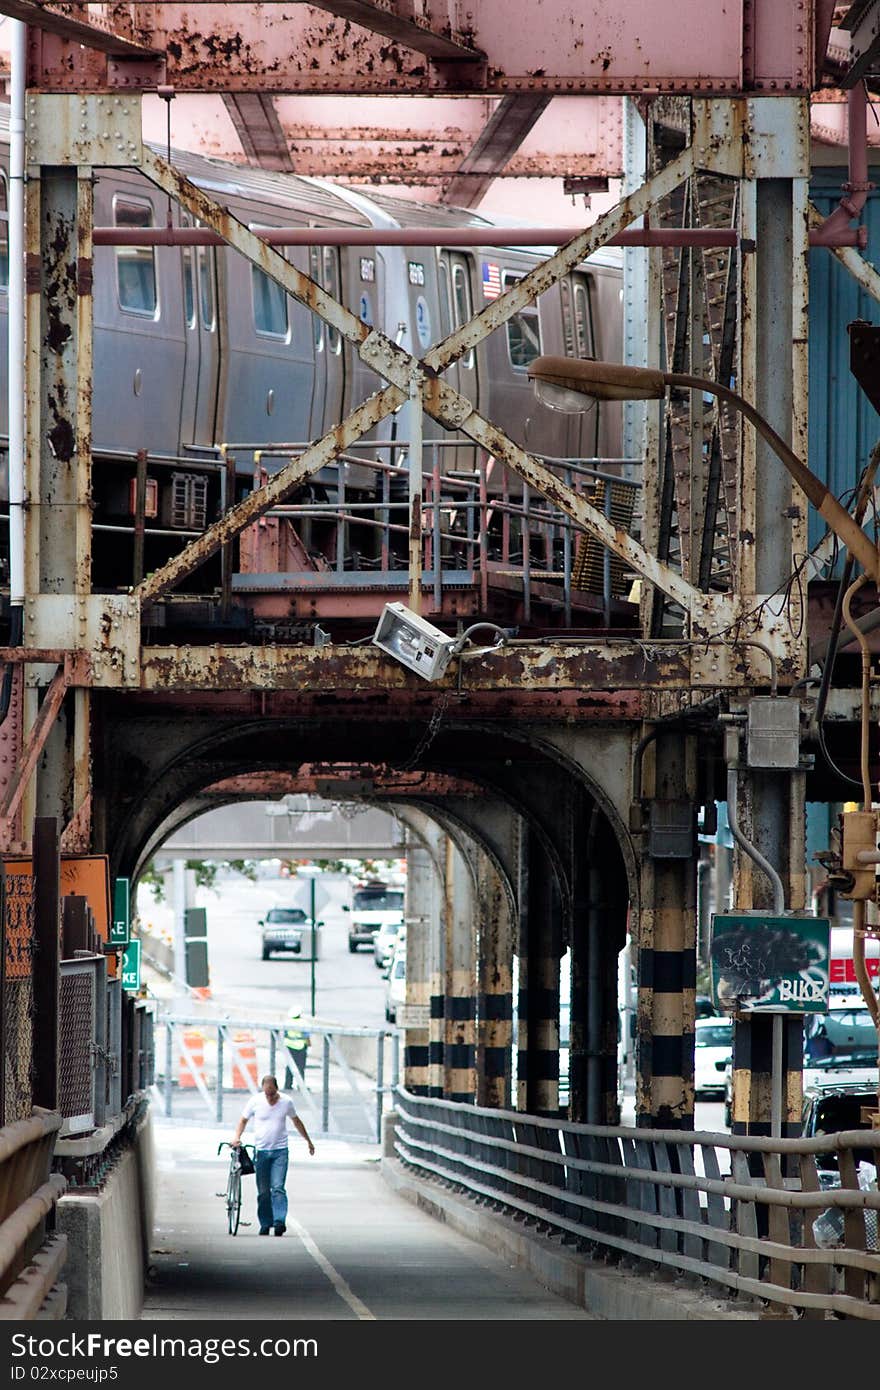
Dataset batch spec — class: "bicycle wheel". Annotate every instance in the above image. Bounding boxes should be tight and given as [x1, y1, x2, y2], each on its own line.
[227, 1166, 242, 1236]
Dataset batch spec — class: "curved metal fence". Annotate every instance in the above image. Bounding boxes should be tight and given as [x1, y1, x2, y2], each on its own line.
[392, 1087, 880, 1320]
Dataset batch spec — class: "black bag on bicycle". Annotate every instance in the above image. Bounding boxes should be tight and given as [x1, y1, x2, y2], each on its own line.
[236, 1145, 255, 1176]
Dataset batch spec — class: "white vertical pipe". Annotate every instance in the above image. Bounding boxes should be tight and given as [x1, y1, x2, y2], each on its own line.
[8, 20, 25, 609]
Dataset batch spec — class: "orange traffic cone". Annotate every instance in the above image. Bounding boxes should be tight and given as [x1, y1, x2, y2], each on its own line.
[178, 1028, 205, 1089]
[232, 1031, 258, 1089]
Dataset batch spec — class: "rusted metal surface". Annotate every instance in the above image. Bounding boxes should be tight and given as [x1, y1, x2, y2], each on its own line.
[0, 662, 69, 839]
[205, 768, 482, 798]
[137, 641, 691, 693]
[0, 1, 160, 55]
[285, 0, 485, 62]
[23, 2, 815, 95]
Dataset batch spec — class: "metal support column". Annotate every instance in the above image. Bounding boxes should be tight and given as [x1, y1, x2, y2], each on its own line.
[635, 731, 698, 1128]
[475, 852, 514, 1109]
[25, 162, 94, 844]
[443, 835, 476, 1104]
[732, 100, 810, 1145]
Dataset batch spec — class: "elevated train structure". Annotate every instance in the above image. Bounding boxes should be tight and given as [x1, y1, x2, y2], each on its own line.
[0, 109, 628, 640]
[1, 1, 880, 1321]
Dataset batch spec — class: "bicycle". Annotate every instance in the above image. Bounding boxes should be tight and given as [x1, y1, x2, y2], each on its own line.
[217, 1142, 255, 1235]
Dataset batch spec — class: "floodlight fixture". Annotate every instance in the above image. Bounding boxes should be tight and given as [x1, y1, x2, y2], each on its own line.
[373, 603, 508, 681]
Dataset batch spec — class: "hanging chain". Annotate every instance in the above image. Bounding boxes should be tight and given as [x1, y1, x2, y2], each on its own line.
[394, 691, 451, 772]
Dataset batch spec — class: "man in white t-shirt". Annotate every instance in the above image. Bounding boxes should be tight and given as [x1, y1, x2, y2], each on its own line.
[231, 1074, 315, 1236]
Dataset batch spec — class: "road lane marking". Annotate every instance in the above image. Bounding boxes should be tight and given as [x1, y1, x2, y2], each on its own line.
[286, 1214, 376, 1320]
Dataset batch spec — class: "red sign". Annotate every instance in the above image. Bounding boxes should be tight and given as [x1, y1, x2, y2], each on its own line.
[830, 956, 880, 983]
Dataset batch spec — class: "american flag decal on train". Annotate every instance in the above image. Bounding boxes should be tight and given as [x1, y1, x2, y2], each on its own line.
[482, 262, 502, 300]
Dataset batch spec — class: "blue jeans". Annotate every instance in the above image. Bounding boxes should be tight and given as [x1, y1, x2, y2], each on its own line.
[254, 1147, 289, 1229]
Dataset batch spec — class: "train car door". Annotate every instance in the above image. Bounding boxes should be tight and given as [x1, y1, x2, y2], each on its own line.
[177, 215, 221, 447]
[560, 271, 598, 458]
[438, 251, 480, 469]
[321, 246, 346, 431]
[308, 244, 326, 438]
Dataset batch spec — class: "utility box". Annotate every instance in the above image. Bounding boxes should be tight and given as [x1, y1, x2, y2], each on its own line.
[184, 907, 209, 987]
[747, 698, 800, 769]
[647, 800, 695, 859]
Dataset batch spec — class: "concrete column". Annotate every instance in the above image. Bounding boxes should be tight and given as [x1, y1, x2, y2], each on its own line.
[475, 852, 513, 1108]
[635, 731, 697, 1128]
[393, 811, 446, 1096]
[443, 836, 476, 1103]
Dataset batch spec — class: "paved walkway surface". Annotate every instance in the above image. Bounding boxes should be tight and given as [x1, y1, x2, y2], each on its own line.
[141, 1118, 594, 1321]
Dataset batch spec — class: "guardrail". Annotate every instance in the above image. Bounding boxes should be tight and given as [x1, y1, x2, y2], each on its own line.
[158, 1014, 399, 1143]
[0, 1109, 67, 1320]
[392, 1088, 880, 1320]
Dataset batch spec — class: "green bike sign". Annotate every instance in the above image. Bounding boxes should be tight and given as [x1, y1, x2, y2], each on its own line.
[710, 913, 830, 1013]
[121, 938, 141, 993]
[111, 877, 130, 946]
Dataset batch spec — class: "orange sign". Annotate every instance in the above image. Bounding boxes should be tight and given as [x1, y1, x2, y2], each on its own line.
[2, 854, 117, 978]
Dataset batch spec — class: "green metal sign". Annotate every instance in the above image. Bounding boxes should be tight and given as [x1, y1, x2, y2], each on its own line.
[121, 938, 141, 992]
[111, 877, 130, 946]
[710, 913, 830, 1013]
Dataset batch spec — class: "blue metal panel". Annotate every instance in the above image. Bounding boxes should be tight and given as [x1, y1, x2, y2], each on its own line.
[808, 168, 880, 562]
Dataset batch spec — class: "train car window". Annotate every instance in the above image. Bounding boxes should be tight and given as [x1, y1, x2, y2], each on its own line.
[310, 246, 324, 352]
[560, 278, 574, 356]
[180, 214, 196, 328]
[322, 248, 342, 355]
[437, 256, 452, 338]
[197, 245, 216, 331]
[573, 276, 594, 358]
[252, 264, 289, 339]
[452, 262, 474, 368]
[502, 271, 541, 368]
[114, 198, 158, 317]
[0, 173, 8, 290]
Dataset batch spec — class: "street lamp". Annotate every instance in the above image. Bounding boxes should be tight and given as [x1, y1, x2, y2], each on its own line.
[296, 863, 322, 1018]
[527, 356, 880, 581]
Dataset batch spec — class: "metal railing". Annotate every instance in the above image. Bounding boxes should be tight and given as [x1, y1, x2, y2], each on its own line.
[392, 1089, 880, 1320]
[158, 1014, 399, 1143]
[223, 438, 642, 623]
[0, 1109, 67, 1320]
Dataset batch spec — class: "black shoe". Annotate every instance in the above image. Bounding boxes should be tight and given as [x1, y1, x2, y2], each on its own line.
[259, 1227, 270, 1235]
[274, 1222, 286, 1236]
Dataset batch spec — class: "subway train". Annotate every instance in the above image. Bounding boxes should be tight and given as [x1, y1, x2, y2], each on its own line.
[0, 107, 624, 601]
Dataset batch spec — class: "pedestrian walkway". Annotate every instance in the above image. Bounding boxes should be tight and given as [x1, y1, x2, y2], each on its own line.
[141, 1117, 594, 1321]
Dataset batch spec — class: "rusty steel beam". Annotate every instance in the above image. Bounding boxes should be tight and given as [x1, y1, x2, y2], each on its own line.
[24, 3, 815, 95]
[277, 151, 610, 181]
[138, 642, 692, 693]
[205, 769, 481, 797]
[0, 1, 160, 55]
[0, 663, 69, 835]
[222, 94, 294, 172]
[442, 94, 551, 208]
[293, 0, 484, 61]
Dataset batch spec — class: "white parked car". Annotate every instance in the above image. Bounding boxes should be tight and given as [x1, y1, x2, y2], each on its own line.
[694, 1016, 733, 1098]
[374, 921, 402, 970]
[385, 949, 406, 1023]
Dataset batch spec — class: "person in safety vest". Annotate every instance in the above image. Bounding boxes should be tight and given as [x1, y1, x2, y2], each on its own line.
[284, 1006, 310, 1087]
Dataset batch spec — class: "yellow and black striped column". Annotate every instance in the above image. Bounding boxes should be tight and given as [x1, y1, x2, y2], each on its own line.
[517, 826, 562, 1116]
[476, 854, 514, 1108]
[730, 1015, 804, 1140]
[443, 835, 477, 1103]
[635, 732, 698, 1129]
[402, 836, 434, 1096]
